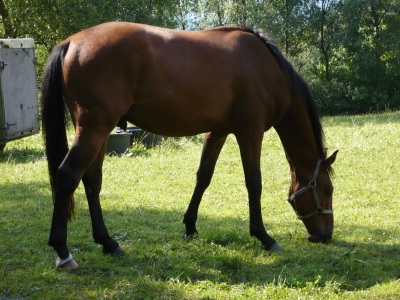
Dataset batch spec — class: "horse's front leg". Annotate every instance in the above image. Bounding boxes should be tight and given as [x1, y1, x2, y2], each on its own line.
[183, 132, 228, 238]
[82, 140, 123, 255]
[235, 130, 283, 252]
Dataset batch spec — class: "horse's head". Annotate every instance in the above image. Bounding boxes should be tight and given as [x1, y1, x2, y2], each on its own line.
[288, 150, 338, 243]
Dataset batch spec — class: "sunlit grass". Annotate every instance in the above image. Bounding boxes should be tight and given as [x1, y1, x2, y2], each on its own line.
[0, 112, 399, 299]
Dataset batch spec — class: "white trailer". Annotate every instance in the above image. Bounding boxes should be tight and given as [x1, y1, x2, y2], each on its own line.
[0, 38, 40, 151]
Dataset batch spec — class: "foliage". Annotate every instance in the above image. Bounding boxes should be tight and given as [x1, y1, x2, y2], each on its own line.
[0, 113, 399, 299]
[310, 0, 400, 115]
[0, 0, 399, 114]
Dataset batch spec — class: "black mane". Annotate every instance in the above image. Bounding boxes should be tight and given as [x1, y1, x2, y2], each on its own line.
[241, 27, 326, 158]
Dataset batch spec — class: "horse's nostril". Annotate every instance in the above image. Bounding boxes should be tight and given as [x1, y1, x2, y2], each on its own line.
[320, 232, 332, 243]
[308, 232, 332, 243]
[307, 234, 321, 243]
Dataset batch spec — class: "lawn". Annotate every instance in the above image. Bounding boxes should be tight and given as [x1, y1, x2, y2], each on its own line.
[0, 112, 399, 299]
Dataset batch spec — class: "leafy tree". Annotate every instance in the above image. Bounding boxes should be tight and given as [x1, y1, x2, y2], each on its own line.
[0, 0, 31, 38]
[0, 0, 399, 114]
[339, 0, 400, 112]
[260, 0, 315, 60]
[309, 0, 343, 81]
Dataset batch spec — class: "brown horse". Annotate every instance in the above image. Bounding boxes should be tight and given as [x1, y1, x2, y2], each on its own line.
[41, 22, 338, 269]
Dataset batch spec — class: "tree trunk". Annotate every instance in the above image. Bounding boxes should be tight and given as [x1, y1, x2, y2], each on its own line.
[370, 2, 382, 70]
[217, 2, 224, 26]
[285, 0, 289, 56]
[320, 11, 330, 81]
[0, 0, 14, 38]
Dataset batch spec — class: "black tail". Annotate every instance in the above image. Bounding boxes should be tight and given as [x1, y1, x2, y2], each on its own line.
[242, 27, 325, 157]
[41, 41, 75, 220]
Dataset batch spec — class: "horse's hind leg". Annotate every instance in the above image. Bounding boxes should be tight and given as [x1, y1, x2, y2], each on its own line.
[82, 140, 123, 255]
[235, 130, 283, 251]
[183, 132, 228, 238]
[48, 127, 111, 268]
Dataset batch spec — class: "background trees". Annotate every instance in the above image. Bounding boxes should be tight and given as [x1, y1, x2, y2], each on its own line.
[0, 0, 399, 115]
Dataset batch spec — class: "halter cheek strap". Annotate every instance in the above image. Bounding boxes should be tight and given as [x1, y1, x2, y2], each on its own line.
[287, 159, 333, 220]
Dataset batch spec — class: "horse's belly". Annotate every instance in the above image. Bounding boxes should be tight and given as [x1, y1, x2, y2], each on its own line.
[125, 98, 233, 136]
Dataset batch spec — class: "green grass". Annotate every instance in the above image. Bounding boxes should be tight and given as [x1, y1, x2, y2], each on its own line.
[1, 112, 399, 299]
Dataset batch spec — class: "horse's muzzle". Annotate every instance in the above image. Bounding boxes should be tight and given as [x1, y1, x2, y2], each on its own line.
[307, 232, 332, 243]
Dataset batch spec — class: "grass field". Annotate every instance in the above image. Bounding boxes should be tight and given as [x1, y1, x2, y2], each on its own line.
[0, 112, 399, 299]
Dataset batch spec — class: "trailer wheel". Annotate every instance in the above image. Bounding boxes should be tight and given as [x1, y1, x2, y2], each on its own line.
[0, 143, 6, 151]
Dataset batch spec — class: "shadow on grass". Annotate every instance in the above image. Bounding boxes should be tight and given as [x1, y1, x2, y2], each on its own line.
[0, 134, 204, 162]
[1, 181, 398, 298]
[113, 209, 397, 280]
[0, 147, 45, 164]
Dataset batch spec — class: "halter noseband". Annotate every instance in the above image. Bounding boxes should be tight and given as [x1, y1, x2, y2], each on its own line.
[287, 159, 333, 220]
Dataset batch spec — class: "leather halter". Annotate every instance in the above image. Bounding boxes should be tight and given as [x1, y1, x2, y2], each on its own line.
[287, 159, 333, 220]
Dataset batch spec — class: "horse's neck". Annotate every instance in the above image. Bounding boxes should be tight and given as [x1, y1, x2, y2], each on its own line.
[273, 99, 320, 174]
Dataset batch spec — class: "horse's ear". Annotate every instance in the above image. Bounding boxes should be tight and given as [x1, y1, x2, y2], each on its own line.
[324, 149, 338, 167]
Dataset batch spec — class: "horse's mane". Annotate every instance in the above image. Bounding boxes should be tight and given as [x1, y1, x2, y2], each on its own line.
[240, 27, 326, 159]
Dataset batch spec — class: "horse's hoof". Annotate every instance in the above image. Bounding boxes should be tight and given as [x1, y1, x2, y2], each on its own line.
[183, 232, 201, 240]
[56, 253, 78, 270]
[263, 242, 283, 252]
[113, 245, 125, 256]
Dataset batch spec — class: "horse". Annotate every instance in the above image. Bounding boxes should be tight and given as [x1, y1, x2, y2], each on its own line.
[41, 22, 338, 269]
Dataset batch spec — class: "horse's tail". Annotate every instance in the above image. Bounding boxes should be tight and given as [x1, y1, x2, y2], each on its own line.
[41, 41, 75, 220]
[242, 27, 325, 156]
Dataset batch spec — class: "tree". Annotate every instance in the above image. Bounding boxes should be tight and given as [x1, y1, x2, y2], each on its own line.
[0, 0, 31, 38]
[263, 0, 315, 60]
[310, 0, 343, 81]
[1, 0, 399, 114]
[339, 0, 400, 111]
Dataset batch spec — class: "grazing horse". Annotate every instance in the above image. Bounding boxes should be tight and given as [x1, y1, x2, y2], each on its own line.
[41, 22, 338, 269]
